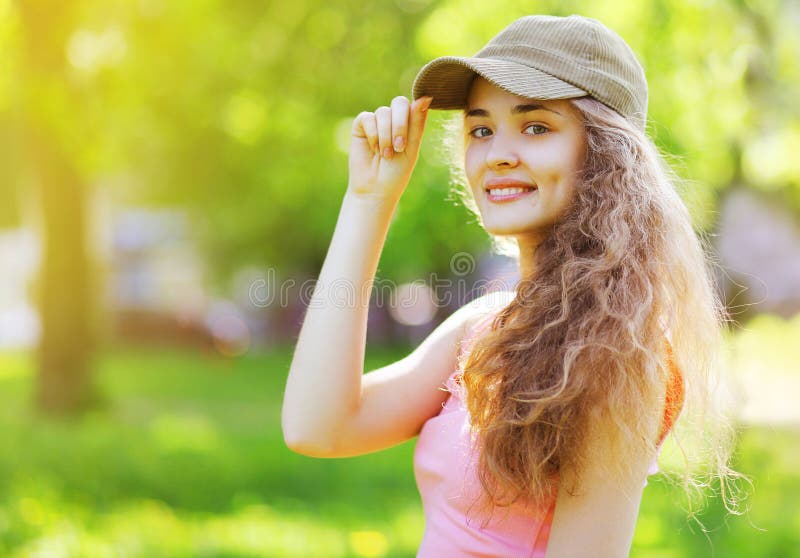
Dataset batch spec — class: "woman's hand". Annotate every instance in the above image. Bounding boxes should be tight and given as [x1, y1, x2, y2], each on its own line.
[347, 95, 433, 202]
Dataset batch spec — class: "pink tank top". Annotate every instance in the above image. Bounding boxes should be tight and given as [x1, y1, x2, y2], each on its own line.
[413, 310, 684, 557]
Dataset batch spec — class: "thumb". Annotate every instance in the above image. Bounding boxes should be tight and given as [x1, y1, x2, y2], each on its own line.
[406, 96, 433, 156]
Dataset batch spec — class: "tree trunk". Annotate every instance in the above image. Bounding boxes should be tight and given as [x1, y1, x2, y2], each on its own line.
[17, 0, 99, 415]
[28, 127, 98, 415]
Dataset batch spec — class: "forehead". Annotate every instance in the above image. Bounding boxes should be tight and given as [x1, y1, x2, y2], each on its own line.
[465, 76, 576, 117]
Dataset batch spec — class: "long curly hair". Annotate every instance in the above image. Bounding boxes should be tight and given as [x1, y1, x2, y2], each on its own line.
[442, 95, 747, 522]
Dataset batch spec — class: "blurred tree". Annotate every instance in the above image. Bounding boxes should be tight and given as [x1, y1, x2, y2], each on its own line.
[14, 0, 99, 414]
[1, 0, 798, 414]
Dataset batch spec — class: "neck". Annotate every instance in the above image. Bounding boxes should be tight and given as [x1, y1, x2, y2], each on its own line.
[515, 232, 546, 279]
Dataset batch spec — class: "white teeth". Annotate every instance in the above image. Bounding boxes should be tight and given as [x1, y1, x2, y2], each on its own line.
[488, 187, 535, 196]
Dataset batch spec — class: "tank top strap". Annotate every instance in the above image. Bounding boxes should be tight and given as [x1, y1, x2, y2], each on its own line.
[656, 338, 685, 446]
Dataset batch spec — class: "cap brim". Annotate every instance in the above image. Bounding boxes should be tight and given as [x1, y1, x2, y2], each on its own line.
[412, 56, 587, 110]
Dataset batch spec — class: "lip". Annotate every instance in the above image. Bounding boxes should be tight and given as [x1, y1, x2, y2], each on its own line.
[484, 177, 538, 203]
[484, 177, 538, 190]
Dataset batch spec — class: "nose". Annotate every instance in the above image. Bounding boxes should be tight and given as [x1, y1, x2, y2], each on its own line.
[485, 129, 520, 169]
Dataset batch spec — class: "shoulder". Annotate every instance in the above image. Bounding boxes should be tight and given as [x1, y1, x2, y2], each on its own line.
[458, 290, 515, 333]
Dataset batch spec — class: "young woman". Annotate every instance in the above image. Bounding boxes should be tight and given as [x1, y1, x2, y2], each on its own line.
[282, 14, 741, 557]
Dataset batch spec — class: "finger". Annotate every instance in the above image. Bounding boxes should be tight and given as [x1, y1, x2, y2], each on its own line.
[375, 105, 393, 159]
[352, 111, 379, 155]
[390, 96, 410, 153]
[362, 112, 379, 155]
[407, 96, 433, 155]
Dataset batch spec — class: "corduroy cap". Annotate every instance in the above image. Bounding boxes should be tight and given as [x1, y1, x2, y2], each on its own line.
[412, 14, 648, 130]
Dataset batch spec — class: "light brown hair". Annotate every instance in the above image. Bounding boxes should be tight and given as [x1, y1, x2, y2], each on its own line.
[443, 96, 748, 523]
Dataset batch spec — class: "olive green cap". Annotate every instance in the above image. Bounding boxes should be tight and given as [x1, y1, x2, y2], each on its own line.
[412, 14, 648, 131]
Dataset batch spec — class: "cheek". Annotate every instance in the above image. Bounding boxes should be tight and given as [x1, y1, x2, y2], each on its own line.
[569, 133, 588, 173]
[546, 139, 585, 179]
[463, 147, 483, 185]
[464, 143, 479, 167]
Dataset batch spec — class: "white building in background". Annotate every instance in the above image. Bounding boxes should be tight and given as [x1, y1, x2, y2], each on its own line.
[0, 228, 40, 349]
[0, 200, 218, 351]
[110, 208, 207, 317]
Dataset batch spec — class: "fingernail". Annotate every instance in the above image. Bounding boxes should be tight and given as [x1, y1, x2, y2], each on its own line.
[420, 96, 433, 112]
[383, 146, 393, 159]
[394, 136, 405, 153]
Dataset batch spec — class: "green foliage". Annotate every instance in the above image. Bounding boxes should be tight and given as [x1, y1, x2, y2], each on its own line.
[0, 327, 797, 556]
[2, 0, 798, 286]
[0, 345, 427, 557]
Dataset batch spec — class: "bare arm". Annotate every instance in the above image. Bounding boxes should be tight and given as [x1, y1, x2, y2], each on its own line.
[285, 248, 514, 457]
[545, 407, 660, 557]
[281, 192, 399, 455]
[281, 94, 433, 455]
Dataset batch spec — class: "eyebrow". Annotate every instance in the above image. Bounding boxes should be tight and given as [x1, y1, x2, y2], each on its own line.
[465, 104, 563, 118]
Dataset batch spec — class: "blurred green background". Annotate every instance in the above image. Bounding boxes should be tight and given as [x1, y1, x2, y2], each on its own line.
[1, 0, 799, 556]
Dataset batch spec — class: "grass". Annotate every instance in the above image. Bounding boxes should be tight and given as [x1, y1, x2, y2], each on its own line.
[0, 325, 797, 557]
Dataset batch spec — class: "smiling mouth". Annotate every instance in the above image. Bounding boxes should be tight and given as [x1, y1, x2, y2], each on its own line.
[485, 186, 537, 195]
[485, 186, 538, 202]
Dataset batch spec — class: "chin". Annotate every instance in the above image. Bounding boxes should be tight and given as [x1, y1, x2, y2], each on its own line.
[480, 217, 549, 236]
[482, 224, 522, 236]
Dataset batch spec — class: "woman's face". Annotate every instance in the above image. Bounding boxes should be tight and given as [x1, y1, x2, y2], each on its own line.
[463, 76, 587, 239]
